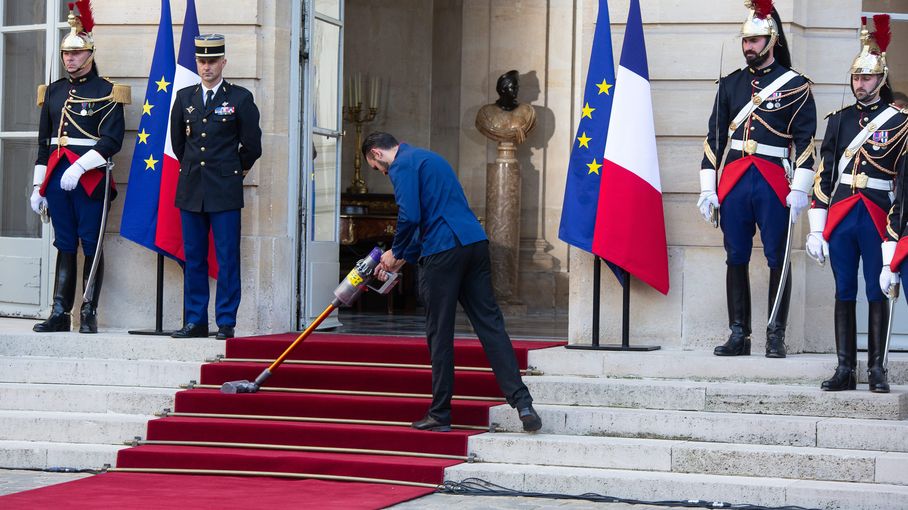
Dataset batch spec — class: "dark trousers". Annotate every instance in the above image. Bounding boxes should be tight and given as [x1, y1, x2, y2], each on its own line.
[180, 208, 241, 327]
[829, 201, 885, 303]
[720, 166, 788, 268]
[419, 240, 532, 422]
[45, 164, 103, 256]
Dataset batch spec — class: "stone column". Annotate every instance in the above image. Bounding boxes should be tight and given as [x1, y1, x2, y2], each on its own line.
[486, 141, 521, 305]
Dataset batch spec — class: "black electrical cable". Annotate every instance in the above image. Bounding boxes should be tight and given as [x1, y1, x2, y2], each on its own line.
[440, 478, 821, 510]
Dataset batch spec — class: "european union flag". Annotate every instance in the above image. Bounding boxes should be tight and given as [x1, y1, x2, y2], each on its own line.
[558, 0, 616, 252]
[119, 0, 176, 255]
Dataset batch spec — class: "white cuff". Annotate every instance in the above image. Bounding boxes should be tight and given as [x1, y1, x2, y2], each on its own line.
[74, 149, 106, 171]
[807, 208, 827, 233]
[33, 165, 46, 186]
[700, 169, 717, 193]
[882, 241, 897, 266]
[790, 167, 815, 194]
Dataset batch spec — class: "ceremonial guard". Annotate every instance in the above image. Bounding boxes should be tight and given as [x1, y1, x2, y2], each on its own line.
[30, 2, 128, 334]
[828, 15, 908, 394]
[170, 35, 262, 340]
[698, 0, 816, 358]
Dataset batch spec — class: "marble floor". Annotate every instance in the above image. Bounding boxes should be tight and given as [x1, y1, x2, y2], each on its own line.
[330, 309, 568, 341]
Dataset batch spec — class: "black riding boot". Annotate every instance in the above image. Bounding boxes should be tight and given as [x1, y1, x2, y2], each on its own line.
[821, 300, 857, 391]
[866, 300, 890, 393]
[765, 267, 791, 358]
[79, 254, 104, 334]
[33, 251, 78, 332]
[714, 264, 751, 356]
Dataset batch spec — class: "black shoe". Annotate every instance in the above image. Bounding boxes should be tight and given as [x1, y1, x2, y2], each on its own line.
[518, 406, 542, 432]
[33, 313, 71, 333]
[765, 266, 791, 359]
[79, 304, 98, 334]
[868, 366, 890, 393]
[820, 366, 857, 391]
[216, 326, 235, 340]
[171, 323, 209, 338]
[765, 336, 787, 358]
[411, 415, 451, 432]
[714, 334, 751, 356]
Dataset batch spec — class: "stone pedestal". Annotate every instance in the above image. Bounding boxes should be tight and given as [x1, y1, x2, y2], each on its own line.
[486, 141, 522, 305]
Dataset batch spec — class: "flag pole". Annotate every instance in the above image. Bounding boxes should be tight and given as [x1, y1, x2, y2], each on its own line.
[128, 254, 173, 336]
[567, 262, 660, 351]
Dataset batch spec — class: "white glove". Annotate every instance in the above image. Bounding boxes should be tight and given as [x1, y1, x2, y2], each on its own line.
[880, 265, 900, 296]
[59, 162, 86, 191]
[29, 186, 46, 215]
[805, 232, 828, 264]
[697, 191, 719, 223]
[786, 189, 808, 223]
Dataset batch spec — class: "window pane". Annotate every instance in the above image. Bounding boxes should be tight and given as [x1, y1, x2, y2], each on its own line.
[0, 139, 42, 238]
[61, 2, 71, 22]
[315, 0, 341, 19]
[4, 2, 46, 26]
[312, 20, 340, 131]
[3, 31, 45, 131]
[311, 134, 337, 242]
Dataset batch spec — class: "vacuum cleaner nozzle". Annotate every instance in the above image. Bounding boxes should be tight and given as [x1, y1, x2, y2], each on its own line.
[220, 380, 259, 394]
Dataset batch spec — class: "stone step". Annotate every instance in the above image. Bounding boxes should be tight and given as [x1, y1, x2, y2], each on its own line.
[0, 410, 151, 444]
[0, 441, 124, 471]
[488, 404, 908, 451]
[0, 383, 175, 414]
[524, 375, 908, 420]
[529, 347, 908, 385]
[0, 357, 201, 388]
[444, 463, 908, 510]
[468, 433, 908, 485]
[0, 328, 225, 362]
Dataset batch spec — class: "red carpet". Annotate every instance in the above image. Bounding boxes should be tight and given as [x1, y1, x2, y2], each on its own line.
[2, 332, 562, 509]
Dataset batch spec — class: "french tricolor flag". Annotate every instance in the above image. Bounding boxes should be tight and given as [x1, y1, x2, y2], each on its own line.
[591, 0, 669, 295]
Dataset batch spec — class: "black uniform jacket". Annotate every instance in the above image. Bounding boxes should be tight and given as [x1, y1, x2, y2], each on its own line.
[702, 64, 816, 174]
[815, 102, 908, 221]
[170, 80, 262, 212]
[36, 68, 125, 198]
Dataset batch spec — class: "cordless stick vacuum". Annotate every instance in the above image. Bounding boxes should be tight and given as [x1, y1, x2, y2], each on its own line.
[220, 247, 399, 394]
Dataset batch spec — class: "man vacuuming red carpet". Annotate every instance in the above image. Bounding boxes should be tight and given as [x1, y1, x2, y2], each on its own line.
[363, 131, 542, 433]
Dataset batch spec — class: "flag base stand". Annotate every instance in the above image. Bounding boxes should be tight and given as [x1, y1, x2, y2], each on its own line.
[129, 254, 175, 336]
[565, 260, 661, 352]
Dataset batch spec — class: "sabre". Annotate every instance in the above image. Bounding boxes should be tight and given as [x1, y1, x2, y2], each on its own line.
[709, 40, 728, 229]
[82, 158, 113, 302]
[768, 208, 795, 327]
[884, 282, 899, 371]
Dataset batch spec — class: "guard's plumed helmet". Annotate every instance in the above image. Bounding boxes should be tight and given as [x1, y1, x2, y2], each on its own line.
[850, 15, 892, 101]
[739, 0, 791, 68]
[60, 1, 94, 52]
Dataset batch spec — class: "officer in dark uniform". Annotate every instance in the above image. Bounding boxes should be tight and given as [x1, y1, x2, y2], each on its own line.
[169, 34, 262, 340]
[825, 15, 908, 394]
[30, 5, 128, 334]
[698, 0, 816, 358]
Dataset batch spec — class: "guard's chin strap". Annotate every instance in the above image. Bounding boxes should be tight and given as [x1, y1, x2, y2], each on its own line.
[757, 32, 778, 59]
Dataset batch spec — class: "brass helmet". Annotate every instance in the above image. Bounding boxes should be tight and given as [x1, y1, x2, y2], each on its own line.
[739, 0, 792, 68]
[60, 1, 95, 72]
[851, 15, 889, 73]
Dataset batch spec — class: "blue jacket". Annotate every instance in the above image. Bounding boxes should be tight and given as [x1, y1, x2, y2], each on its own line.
[389, 144, 487, 263]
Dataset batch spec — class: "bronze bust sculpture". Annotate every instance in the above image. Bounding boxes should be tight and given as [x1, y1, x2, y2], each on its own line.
[475, 70, 536, 145]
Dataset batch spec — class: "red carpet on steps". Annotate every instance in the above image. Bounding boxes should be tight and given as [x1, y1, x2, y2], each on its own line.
[2, 333, 563, 509]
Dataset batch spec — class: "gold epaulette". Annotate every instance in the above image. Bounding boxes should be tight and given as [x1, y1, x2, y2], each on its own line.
[716, 67, 744, 84]
[791, 68, 813, 84]
[37, 84, 47, 107]
[110, 83, 132, 104]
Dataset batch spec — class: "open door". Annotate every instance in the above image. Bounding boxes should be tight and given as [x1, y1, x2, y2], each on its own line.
[298, 0, 344, 328]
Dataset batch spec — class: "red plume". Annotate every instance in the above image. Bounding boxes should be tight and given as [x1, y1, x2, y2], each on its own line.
[861, 16, 867, 27]
[873, 14, 891, 53]
[74, 0, 94, 33]
[751, 0, 774, 19]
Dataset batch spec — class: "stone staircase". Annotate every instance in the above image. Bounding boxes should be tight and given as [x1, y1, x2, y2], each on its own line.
[447, 347, 908, 510]
[0, 318, 223, 471]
